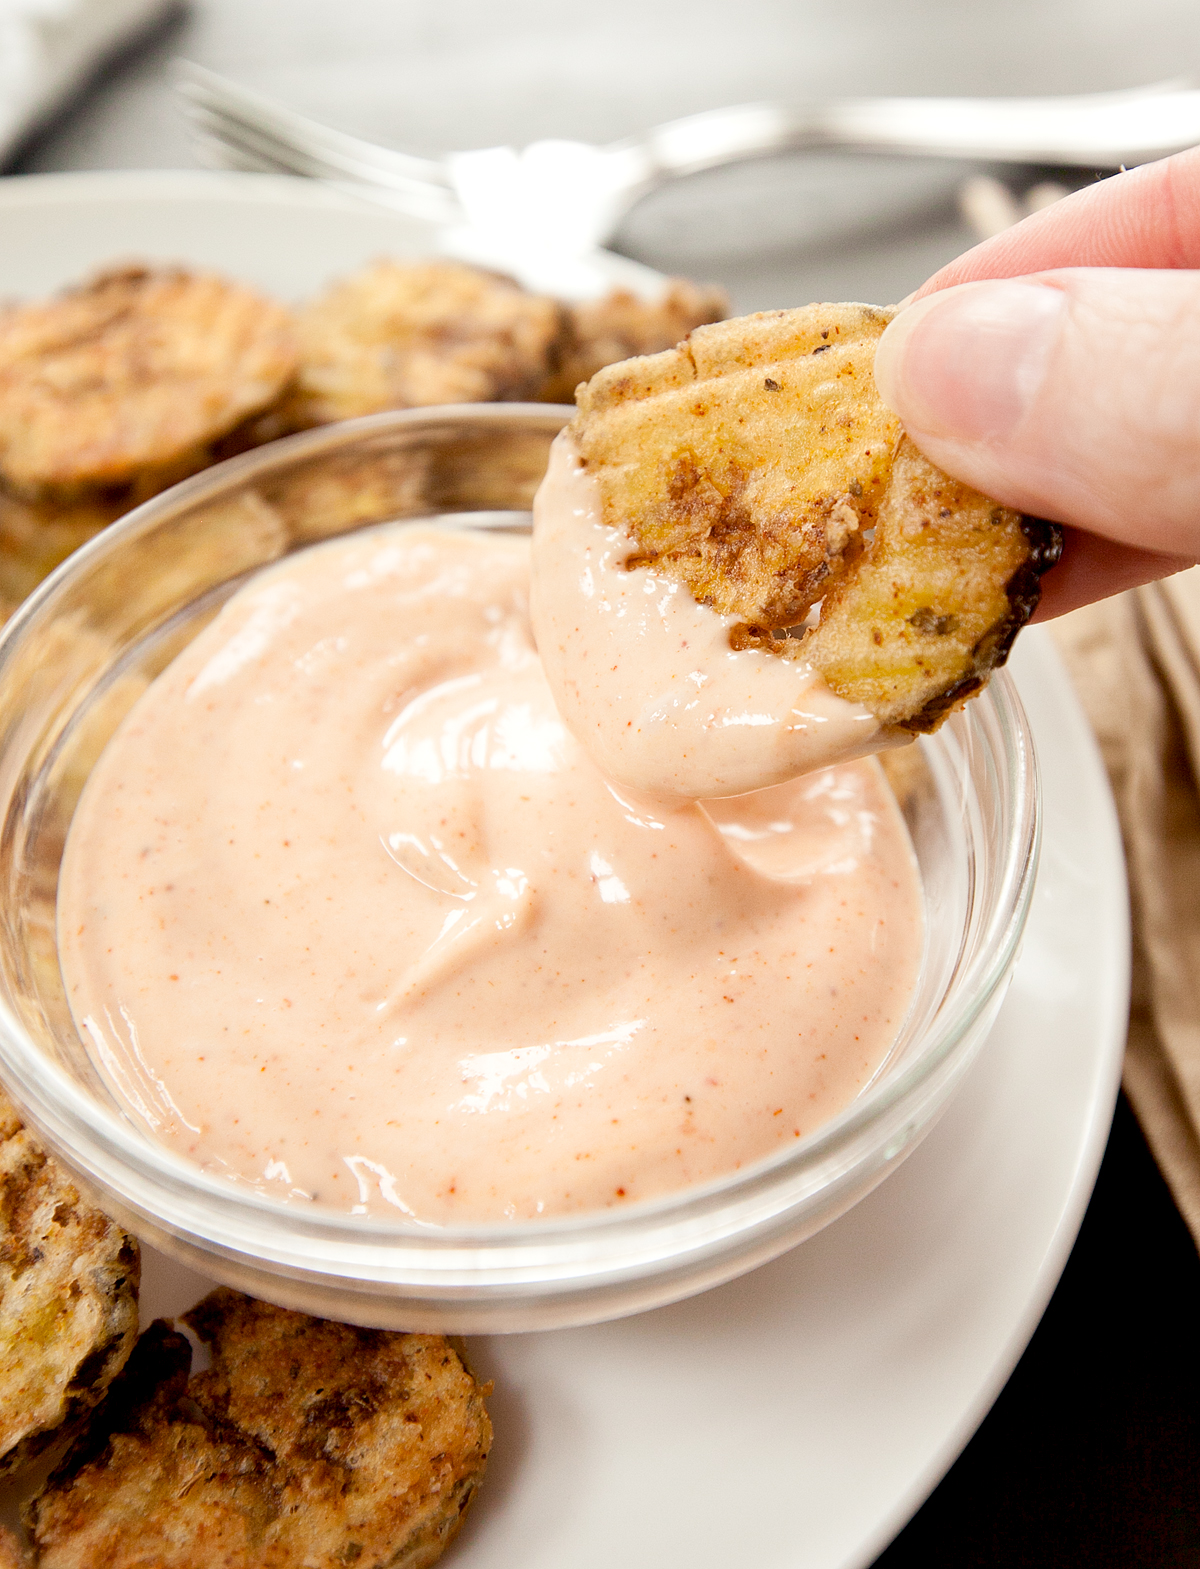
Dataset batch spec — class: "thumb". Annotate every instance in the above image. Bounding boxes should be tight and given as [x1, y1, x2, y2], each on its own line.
[873, 269, 1200, 562]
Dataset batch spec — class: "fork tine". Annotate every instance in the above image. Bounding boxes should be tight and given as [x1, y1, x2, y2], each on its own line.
[174, 61, 458, 193]
[189, 117, 344, 183]
[186, 113, 463, 224]
[185, 114, 464, 224]
[175, 63, 463, 225]
[191, 135, 287, 179]
[184, 102, 459, 211]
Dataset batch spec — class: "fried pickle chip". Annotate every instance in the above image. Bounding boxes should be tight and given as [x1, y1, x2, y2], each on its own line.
[539, 279, 729, 404]
[0, 1526, 26, 1569]
[572, 303, 1061, 733]
[0, 1090, 139, 1476]
[288, 259, 564, 425]
[0, 267, 298, 498]
[804, 435, 1061, 730]
[0, 488, 125, 617]
[28, 1289, 492, 1569]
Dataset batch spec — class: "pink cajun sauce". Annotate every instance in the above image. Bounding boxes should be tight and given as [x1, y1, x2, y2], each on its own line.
[530, 431, 909, 801]
[58, 522, 923, 1223]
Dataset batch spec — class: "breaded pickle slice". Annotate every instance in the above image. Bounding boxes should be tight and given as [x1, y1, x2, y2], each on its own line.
[28, 1288, 492, 1569]
[574, 303, 898, 628]
[806, 435, 1061, 730]
[0, 489, 124, 621]
[573, 303, 1061, 733]
[0, 267, 297, 498]
[289, 259, 564, 425]
[539, 279, 729, 404]
[0, 1090, 139, 1476]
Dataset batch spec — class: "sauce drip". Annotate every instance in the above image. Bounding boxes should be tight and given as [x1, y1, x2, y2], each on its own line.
[531, 431, 907, 801]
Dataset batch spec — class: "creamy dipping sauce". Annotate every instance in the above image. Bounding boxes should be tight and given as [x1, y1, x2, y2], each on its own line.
[531, 432, 907, 800]
[58, 523, 923, 1222]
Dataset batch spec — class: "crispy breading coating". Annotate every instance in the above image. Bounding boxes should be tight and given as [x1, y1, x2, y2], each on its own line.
[0, 488, 124, 617]
[805, 435, 1061, 730]
[28, 1289, 493, 1569]
[574, 304, 897, 627]
[0, 264, 719, 624]
[0, 1089, 139, 1477]
[0, 1526, 26, 1569]
[572, 303, 1060, 732]
[259, 448, 431, 546]
[0, 267, 298, 498]
[539, 279, 728, 404]
[289, 259, 564, 425]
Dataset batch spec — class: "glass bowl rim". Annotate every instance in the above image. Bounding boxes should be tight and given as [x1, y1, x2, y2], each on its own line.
[0, 403, 1040, 1262]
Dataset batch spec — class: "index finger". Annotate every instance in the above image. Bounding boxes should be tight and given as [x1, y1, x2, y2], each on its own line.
[914, 143, 1200, 297]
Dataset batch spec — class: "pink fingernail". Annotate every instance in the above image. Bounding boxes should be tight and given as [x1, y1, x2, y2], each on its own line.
[874, 280, 1067, 442]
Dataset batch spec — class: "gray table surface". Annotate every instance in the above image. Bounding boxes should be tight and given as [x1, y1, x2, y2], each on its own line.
[12, 0, 1200, 312]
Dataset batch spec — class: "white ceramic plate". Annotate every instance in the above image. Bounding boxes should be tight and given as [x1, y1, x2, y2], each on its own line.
[0, 167, 667, 300]
[0, 172, 1128, 1568]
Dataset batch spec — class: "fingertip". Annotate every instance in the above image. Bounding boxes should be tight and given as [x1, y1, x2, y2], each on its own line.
[872, 306, 921, 415]
[873, 280, 1067, 443]
[1031, 528, 1197, 621]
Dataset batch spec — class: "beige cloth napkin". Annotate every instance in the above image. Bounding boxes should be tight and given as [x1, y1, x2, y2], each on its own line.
[1050, 568, 1200, 1245]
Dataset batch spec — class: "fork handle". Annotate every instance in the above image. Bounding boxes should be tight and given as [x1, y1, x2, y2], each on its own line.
[608, 84, 1200, 193]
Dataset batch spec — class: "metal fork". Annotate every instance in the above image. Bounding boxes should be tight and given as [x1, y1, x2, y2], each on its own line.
[175, 64, 1200, 295]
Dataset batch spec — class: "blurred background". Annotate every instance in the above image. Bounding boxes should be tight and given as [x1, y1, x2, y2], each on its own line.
[12, 0, 1200, 309]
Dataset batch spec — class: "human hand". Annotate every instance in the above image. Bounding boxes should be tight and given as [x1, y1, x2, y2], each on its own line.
[873, 145, 1200, 618]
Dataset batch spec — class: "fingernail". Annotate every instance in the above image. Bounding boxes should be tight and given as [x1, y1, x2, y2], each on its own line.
[874, 280, 1067, 441]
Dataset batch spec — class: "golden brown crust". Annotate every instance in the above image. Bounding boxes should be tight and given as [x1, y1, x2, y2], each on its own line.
[539, 279, 728, 404]
[287, 259, 564, 426]
[0, 1089, 140, 1477]
[258, 448, 432, 547]
[0, 488, 124, 618]
[28, 1289, 493, 1569]
[0, 268, 298, 498]
[0, 265, 722, 627]
[0, 1525, 27, 1569]
[571, 303, 1061, 731]
[806, 437, 1060, 730]
[573, 303, 897, 629]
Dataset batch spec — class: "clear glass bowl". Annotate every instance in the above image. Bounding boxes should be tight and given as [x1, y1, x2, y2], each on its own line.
[0, 405, 1039, 1333]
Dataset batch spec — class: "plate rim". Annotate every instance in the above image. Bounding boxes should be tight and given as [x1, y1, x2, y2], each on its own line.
[0, 166, 396, 214]
[852, 626, 1128, 1566]
[0, 180, 1130, 1564]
